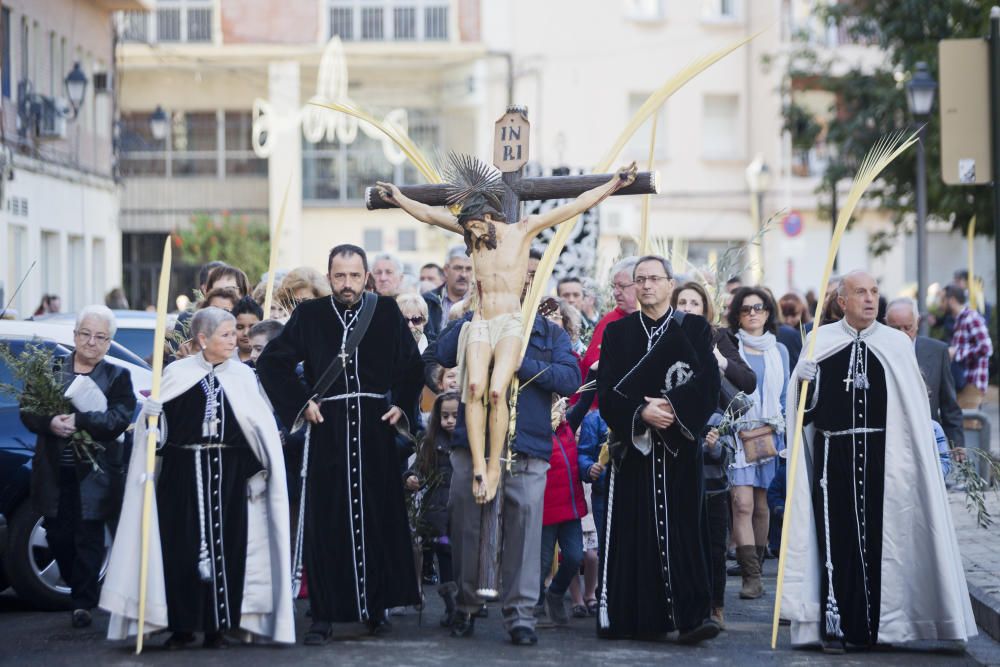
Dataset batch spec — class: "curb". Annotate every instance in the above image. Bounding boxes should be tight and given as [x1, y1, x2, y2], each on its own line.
[969, 581, 1000, 643]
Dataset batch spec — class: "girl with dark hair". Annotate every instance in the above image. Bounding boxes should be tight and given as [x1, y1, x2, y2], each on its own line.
[404, 392, 459, 628]
[726, 287, 789, 602]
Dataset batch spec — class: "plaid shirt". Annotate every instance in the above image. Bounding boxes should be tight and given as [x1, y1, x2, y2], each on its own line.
[951, 306, 993, 392]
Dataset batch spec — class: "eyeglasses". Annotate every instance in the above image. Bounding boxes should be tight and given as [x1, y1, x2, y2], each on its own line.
[739, 303, 767, 316]
[75, 330, 110, 344]
[634, 275, 670, 286]
[612, 281, 635, 292]
[405, 316, 426, 325]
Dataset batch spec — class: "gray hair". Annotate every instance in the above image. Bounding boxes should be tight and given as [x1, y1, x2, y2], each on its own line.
[634, 255, 674, 280]
[76, 305, 117, 337]
[191, 307, 236, 342]
[610, 256, 639, 281]
[445, 244, 468, 265]
[372, 253, 404, 275]
[395, 292, 429, 318]
[886, 297, 919, 322]
[581, 277, 599, 299]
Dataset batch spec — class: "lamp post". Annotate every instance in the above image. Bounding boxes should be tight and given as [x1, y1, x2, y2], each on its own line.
[63, 62, 88, 118]
[149, 106, 169, 142]
[746, 154, 771, 284]
[906, 61, 938, 336]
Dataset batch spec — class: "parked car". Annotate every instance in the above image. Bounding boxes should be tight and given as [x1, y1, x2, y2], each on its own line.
[0, 329, 148, 609]
[0, 321, 152, 383]
[35, 310, 174, 365]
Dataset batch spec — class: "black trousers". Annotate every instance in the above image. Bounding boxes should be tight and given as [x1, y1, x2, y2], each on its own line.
[429, 540, 454, 584]
[44, 467, 106, 609]
[705, 491, 729, 609]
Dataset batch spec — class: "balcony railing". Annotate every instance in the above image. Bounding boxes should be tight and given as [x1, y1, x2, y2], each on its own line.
[121, 4, 213, 44]
[329, 1, 449, 42]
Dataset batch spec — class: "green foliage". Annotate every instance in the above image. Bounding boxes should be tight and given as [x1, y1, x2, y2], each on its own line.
[171, 212, 270, 283]
[951, 447, 1000, 529]
[0, 343, 103, 471]
[782, 1, 995, 238]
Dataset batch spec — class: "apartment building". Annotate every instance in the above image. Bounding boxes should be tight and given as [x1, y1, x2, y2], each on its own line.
[0, 0, 148, 317]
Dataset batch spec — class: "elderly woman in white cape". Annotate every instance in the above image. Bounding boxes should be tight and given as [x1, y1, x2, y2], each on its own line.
[100, 307, 293, 648]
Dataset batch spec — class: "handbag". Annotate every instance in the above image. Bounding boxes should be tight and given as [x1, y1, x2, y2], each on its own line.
[738, 424, 778, 463]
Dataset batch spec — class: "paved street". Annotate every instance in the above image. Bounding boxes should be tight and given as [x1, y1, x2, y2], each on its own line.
[4, 557, 1000, 667]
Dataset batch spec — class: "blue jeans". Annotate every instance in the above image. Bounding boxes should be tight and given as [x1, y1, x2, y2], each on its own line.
[591, 492, 607, 559]
[540, 519, 583, 597]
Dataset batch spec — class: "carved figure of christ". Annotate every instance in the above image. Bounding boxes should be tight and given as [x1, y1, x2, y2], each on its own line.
[376, 163, 637, 503]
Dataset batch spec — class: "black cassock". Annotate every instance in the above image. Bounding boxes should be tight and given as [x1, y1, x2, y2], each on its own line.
[804, 337, 887, 646]
[257, 293, 423, 623]
[596, 310, 719, 637]
[158, 375, 262, 634]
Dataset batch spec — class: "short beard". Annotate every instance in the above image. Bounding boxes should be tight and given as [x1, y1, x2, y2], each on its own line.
[462, 220, 498, 255]
[333, 289, 362, 306]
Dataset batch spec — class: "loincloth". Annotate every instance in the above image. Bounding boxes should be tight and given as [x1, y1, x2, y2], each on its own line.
[455, 312, 525, 404]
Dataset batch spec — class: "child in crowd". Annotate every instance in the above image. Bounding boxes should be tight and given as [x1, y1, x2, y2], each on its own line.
[249, 319, 285, 364]
[233, 296, 263, 364]
[404, 392, 459, 628]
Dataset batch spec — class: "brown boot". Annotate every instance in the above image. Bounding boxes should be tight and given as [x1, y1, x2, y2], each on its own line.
[756, 545, 766, 567]
[737, 545, 763, 599]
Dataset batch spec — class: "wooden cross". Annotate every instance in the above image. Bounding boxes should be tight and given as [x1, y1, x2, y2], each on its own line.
[364, 105, 659, 220]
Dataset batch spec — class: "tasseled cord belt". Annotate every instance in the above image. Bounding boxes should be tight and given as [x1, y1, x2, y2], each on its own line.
[290, 391, 389, 596]
[817, 426, 884, 640]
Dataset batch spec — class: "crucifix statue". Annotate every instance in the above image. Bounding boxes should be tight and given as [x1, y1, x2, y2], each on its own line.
[373, 106, 658, 505]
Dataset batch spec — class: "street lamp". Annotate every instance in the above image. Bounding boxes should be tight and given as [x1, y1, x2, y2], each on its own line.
[906, 61, 937, 335]
[746, 154, 771, 283]
[149, 105, 169, 142]
[63, 62, 88, 118]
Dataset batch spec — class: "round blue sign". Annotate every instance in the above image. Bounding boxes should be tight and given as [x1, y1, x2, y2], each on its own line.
[782, 211, 803, 237]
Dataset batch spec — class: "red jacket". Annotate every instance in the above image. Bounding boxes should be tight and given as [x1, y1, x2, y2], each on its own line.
[543, 421, 588, 526]
[574, 306, 630, 408]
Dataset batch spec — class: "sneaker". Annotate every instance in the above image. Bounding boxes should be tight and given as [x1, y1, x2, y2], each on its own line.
[71, 609, 92, 628]
[545, 591, 569, 626]
[510, 626, 538, 645]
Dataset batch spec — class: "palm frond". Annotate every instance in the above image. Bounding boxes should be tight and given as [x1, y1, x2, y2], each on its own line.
[308, 99, 442, 183]
[518, 30, 764, 360]
[442, 152, 505, 208]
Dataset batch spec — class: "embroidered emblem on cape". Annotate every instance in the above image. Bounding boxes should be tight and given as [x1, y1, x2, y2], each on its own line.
[664, 361, 693, 393]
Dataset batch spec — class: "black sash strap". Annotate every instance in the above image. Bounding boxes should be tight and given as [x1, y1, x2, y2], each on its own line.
[308, 293, 377, 402]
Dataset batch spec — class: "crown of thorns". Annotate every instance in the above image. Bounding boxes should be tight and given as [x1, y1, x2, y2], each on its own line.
[443, 152, 505, 212]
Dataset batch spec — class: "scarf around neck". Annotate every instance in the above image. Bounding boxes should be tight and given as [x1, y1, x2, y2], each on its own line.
[735, 329, 786, 457]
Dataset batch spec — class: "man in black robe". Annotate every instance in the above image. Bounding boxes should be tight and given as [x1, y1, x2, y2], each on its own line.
[257, 244, 423, 644]
[596, 255, 720, 644]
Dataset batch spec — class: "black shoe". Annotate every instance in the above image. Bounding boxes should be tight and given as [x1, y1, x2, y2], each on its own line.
[726, 547, 737, 561]
[164, 631, 197, 650]
[450, 612, 475, 638]
[509, 626, 538, 646]
[71, 609, 92, 628]
[202, 632, 230, 649]
[303, 621, 333, 646]
[677, 619, 721, 645]
[822, 639, 847, 654]
[367, 613, 392, 636]
[727, 563, 742, 577]
[474, 603, 489, 618]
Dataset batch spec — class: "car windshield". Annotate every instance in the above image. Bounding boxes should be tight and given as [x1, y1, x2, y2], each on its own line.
[113, 327, 155, 365]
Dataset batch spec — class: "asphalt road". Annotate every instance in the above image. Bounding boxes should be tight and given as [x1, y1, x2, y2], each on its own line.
[2, 560, 999, 666]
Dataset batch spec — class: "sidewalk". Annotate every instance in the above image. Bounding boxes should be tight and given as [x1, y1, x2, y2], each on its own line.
[952, 386, 1000, 642]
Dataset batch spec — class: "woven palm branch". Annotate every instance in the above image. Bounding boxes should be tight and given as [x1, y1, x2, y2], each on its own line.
[770, 129, 920, 649]
[442, 152, 506, 209]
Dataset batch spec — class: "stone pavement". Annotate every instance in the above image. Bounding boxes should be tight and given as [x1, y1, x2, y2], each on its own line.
[951, 387, 1000, 643]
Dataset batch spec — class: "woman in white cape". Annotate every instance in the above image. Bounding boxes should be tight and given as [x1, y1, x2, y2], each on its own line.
[100, 307, 294, 647]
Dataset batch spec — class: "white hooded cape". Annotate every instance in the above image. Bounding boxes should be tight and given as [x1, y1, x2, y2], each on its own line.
[100, 354, 295, 644]
[781, 320, 976, 646]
